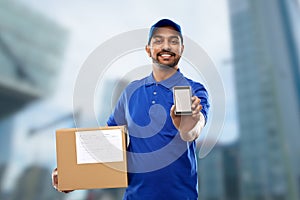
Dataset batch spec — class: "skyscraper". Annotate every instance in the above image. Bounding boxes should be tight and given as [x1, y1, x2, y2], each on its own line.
[228, 0, 300, 199]
[0, 0, 68, 119]
[11, 165, 64, 200]
[0, 117, 14, 165]
[198, 142, 240, 200]
[0, 0, 68, 198]
[222, 143, 239, 200]
[198, 144, 225, 200]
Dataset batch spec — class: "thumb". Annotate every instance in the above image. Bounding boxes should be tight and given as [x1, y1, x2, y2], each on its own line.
[170, 105, 176, 118]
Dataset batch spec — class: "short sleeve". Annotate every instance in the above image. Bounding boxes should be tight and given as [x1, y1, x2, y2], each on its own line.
[191, 82, 210, 124]
[106, 90, 127, 126]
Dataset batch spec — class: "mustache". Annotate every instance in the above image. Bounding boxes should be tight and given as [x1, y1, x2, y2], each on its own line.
[157, 50, 176, 56]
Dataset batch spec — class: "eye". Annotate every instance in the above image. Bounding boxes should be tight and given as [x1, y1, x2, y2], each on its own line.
[153, 39, 163, 44]
[170, 39, 179, 45]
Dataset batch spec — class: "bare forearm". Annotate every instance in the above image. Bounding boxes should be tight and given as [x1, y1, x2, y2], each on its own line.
[180, 112, 205, 141]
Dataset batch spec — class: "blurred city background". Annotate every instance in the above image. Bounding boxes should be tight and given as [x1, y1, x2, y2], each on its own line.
[0, 0, 299, 200]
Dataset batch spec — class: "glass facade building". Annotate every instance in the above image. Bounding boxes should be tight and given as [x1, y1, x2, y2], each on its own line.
[228, 0, 300, 199]
[198, 143, 239, 200]
[198, 146, 225, 200]
[0, 0, 68, 199]
[0, 0, 68, 118]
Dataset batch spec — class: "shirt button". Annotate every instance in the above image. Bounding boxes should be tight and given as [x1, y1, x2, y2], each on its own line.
[153, 91, 157, 95]
[152, 100, 156, 104]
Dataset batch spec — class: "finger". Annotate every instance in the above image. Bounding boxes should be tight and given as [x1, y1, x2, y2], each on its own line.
[192, 110, 201, 119]
[52, 168, 58, 188]
[192, 104, 202, 116]
[192, 113, 200, 119]
[194, 103, 202, 112]
[192, 108, 199, 116]
[191, 97, 200, 109]
[191, 96, 200, 103]
[63, 190, 74, 193]
[194, 104, 202, 113]
[170, 104, 175, 111]
[191, 96, 196, 102]
[170, 105, 175, 115]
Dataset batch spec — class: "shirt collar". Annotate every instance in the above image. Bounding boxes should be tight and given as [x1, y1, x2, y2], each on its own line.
[145, 69, 187, 89]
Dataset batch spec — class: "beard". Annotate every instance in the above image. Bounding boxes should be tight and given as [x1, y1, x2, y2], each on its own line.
[151, 51, 181, 69]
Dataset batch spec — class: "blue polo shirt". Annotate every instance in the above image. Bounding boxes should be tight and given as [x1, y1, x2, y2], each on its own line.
[107, 70, 209, 200]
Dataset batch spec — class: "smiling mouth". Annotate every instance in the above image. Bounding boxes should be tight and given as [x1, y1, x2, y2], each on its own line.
[158, 52, 176, 59]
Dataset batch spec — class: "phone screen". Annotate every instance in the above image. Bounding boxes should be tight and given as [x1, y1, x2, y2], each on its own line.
[173, 86, 192, 115]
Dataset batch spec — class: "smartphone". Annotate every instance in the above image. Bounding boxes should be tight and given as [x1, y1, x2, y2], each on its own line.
[173, 86, 192, 115]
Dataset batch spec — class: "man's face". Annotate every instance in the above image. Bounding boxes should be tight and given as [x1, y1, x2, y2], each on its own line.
[146, 26, 184, 69]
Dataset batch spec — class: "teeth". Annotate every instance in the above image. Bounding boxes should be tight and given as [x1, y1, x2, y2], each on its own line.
[161, 54, 171, 57]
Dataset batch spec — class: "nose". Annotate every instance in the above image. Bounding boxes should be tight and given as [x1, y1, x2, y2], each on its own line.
[162, 40, 171, 51]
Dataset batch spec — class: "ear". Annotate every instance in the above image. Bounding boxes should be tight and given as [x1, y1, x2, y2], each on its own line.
[180, 44, 184, 55]
[145, 45, 151, 57]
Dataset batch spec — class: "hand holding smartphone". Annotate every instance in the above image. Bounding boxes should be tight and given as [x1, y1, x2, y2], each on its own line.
[173, 86, 192, 115]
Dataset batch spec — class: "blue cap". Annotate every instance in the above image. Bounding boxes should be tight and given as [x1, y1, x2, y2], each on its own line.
[148, 19, 183, 44]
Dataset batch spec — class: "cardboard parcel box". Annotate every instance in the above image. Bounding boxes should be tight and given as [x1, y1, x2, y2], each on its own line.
[56, 126, 128, 190]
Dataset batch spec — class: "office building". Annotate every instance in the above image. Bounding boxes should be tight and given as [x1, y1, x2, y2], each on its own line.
[0, 117, 14, 164]
[0, 0, 68, 199]
[0, 0, 68, 119]
[11, 165, 64, 200]
[222, 143, 239, 200]
[0, 117, 14, 198]
[198, 145, 225, 200]
[228, 0, 300, 199]
[198, 142, 239, 200]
